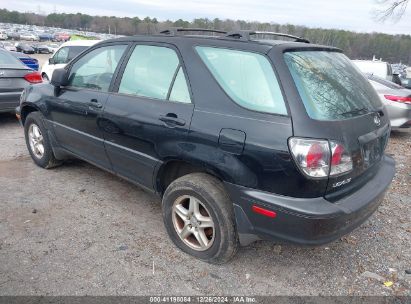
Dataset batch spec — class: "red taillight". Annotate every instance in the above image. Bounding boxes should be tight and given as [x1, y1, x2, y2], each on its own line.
[384, 95, 411, 104]
[331, 144, 344, 166]
[289, 138, 330, 178]
[289, 138, 353, 178]
[330, 142, 353, 176]
[306, 143, 324, 168]
[252, 205, 277, 218]
[24, 72, 42, 84]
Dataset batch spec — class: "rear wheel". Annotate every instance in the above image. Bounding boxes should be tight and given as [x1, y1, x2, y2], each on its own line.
[162, 173, 239, 264]
[24, 112, 61, 169]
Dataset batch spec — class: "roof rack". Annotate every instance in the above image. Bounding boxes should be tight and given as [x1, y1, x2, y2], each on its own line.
[225, 30, 310, 43]
[160, 27, 227, 36]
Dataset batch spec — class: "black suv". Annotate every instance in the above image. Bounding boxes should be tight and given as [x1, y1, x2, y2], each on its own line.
[17, 29, 395, 264]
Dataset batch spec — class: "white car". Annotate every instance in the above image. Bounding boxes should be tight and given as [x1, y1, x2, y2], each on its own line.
[0, 31, 7, 40]
[47, 43, 60, 53]
[20, 33, 39, 41]
[41, 40, 100, 81]
[352, 59, 393, 82]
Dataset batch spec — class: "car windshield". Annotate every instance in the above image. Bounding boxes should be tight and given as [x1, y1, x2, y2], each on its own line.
[284, 51, 382, 120]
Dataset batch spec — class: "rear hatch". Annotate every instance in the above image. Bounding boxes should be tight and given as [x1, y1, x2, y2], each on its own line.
[279, 48, 390, 200]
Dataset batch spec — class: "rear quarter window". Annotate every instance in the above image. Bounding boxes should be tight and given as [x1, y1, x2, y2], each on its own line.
[196, 47, 287, 115]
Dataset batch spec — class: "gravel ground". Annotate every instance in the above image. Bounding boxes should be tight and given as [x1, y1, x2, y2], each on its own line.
[0, 112, 410, 296]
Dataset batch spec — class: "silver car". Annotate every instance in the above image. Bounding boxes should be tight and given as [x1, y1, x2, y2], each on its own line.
[0, 49, 43, 113]
[367, 74, 411, 128]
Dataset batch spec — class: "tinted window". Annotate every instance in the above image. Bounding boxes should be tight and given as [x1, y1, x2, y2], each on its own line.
[368, 74, 403, 90]
[68, 44, 126, 92]
[53, 46, 88, 64]
[284, 51, 382, 120]
[67, 46, 88, 61]
[196, 47, 287, 115]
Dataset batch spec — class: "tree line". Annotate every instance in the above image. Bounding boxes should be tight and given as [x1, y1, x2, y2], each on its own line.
[1, 8, 410, 64]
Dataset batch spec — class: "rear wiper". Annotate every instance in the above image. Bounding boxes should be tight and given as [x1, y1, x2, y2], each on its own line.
[340, 107, 369, 117]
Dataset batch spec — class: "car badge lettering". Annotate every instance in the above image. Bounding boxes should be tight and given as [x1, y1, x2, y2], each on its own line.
[333, 178, 352, 188]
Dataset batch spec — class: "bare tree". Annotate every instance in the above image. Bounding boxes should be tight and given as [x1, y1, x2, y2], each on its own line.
[375, 0, 409, 21]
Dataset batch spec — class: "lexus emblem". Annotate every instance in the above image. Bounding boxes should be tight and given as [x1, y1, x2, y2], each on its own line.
[374, 114, 381, 126]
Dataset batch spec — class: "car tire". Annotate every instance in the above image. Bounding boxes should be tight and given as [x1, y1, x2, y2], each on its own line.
[24, 112, 62, 169]
[162, 173, 239, 264]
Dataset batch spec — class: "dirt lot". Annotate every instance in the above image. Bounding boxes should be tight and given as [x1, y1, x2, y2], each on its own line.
[0, 112, 410, 296]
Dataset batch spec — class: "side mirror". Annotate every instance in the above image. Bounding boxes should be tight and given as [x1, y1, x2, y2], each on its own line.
[50, 68, 68, 87]
[48, 57, 55, 64]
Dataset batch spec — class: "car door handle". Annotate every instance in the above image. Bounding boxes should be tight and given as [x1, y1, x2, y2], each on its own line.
[89, 99, 103, 109]
[159, 114, 186, 126]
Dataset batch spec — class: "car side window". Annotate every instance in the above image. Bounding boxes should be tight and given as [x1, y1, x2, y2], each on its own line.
[118, 45, 191, 103]
[67, 46, 88, 62]
[67, 44, 127, 92]
[196, 46, 287, 115]
[53, 47, 69, 64]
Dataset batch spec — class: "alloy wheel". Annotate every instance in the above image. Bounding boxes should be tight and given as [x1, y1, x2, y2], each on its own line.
[28, 123, 44, 159]
[172, 195, 215, 251]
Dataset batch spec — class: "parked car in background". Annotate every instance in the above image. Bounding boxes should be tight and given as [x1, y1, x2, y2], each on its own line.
[47, 43, 60, 53]
[0, 31, 7, 40]
[0, 49, 42, 113]
[367, 74, 411, 128]
[32, 44, 53, 54]
[0, 41, 17, 52]
[401, 78, 411, 89]
[16, 43, 35, 54]
[41, 39, 99, 80]
[353, 59, 394, 82]
[7, 32, 20, 40]
[17, 30, 395, 263]
[20, 32, 39, 41]
[9, 51, 39, 71]
[53, 33, 70, 42]
[38, 33, 54, 42]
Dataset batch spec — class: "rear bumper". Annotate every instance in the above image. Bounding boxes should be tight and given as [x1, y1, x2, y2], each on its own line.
[0, 92, 21, 113]
[386, 101, 411, 128]
[226, 155, 395, 246]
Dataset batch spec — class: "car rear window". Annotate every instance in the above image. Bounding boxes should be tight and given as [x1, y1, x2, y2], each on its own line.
[284, 51, 382, 120]
[368, 74, 403, 90]
[0, 50, 23, 66]
[196, 47, 287, 115]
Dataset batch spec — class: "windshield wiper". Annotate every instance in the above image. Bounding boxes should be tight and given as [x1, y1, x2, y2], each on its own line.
[340, 107, 369, 117]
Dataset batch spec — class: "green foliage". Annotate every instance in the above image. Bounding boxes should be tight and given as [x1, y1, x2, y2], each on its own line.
[1, 9, 410, 64]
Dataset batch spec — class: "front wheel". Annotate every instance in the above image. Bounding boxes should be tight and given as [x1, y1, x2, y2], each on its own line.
[24, 112, 61, 169]
[162, 173, 239, 264]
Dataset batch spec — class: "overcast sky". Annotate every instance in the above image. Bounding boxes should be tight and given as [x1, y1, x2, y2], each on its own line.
[1, 0, 410, 35]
